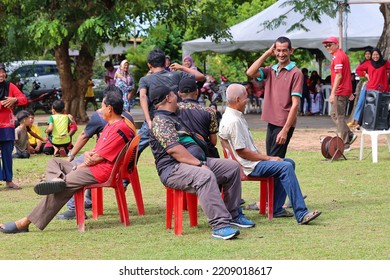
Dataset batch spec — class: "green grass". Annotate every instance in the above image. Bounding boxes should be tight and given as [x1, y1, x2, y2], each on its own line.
[1, 128, 390, 260]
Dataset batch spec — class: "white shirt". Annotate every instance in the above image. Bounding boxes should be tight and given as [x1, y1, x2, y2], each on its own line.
[219, 107, 260, 175]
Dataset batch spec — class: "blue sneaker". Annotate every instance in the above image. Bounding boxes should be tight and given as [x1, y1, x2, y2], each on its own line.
[231, 209, 256, 228]
[212, 226, 240, 240]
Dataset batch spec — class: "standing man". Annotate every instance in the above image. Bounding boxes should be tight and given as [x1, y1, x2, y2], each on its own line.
[219, 84, 321, 225]
[137, 48, 205, 158]
[177, 76, 220, 158]
[0, 92, 134, 234]
[322, 36, 356, 151]
[104, 61, 116, 86]
[149, 85, 255, 240]
[246, 36, 303, 158]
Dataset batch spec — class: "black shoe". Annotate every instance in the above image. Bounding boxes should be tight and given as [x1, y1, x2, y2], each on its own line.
[84, 203, 92, 210]
[34, 180, 66, 195]
[56, 210, 88, 220]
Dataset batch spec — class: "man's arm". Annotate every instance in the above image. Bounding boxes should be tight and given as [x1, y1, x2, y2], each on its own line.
[169, 63, 205, 81]
[67, 131, 90, 161]
[139, 88, 152, 128]
[330, 72, 342, 104]
[246, 44, 275, 78]
[166, 145, 206, 167]
[276, 96, 300, 145]
[76, 151, 104, 169]
[209, 133, 217, 146]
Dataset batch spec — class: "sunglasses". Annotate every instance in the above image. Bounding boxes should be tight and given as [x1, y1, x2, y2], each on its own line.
[325, 43, 334, 48]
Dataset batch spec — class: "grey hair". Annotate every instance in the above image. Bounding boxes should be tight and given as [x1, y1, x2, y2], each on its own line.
[226, 83, 247, 104]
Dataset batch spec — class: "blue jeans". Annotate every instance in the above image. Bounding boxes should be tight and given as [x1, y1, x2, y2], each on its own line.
[353, 84, 367, 122]
[137, 120, 150, 158]
[248, 158, 309, 223]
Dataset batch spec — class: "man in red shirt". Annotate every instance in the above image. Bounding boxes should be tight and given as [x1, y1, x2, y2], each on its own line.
[0, 90, 134, 234]
[323, 36, 356, 151]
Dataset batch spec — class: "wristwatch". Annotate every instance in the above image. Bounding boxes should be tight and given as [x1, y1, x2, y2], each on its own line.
[67, 151, 74, 159]
[196, 161, 206, 167]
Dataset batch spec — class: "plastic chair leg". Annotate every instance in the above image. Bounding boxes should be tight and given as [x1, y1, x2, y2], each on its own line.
[74, 189, 86, 232]
[129, 168, 145, 215]
[173, 189, 184, 235]
[186, 192, 198, 227]
[91, 188, 103, 220]
[166, 188, 173, 230]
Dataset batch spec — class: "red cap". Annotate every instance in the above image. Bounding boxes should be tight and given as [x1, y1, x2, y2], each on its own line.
[322, 36, 339, 45]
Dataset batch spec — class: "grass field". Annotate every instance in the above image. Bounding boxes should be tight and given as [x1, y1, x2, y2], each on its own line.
[1, 128, 390, 260]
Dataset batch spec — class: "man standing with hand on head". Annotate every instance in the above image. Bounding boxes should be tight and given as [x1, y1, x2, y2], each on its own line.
[246, 36, 303, 158]
[322, 36, 356, 151]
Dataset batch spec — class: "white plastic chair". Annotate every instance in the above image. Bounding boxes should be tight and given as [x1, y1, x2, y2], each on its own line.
[322, 85, 332, 116]
[359, 128, 390, 163]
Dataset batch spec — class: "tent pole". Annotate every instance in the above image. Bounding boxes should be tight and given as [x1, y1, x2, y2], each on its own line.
[338, 1, 344, 50]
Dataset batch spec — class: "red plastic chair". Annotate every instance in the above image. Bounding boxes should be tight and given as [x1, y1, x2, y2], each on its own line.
[166, 188, 198, 235]
[74, 134, 143, 231]
[120, 134, 144, 215]
[220, 139, 274, 220]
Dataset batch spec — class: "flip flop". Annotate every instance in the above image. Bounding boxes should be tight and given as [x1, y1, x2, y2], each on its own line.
[5, 183, 22, 190]
[34, 180, 66, 195]
[274, 209, 294, 218]
[299, 210, 322, 225]
[0, 222, 29, 234]
[245, 202, 260, 211]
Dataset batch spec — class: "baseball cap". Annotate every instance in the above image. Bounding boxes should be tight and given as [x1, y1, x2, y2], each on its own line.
[322, 36, 339, 45]
[179, 77, 197, 93]
[149, 85, 172, 106]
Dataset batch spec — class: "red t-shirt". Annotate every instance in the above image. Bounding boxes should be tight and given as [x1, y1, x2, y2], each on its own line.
[88, 119, 134, 183]
[331, 49, 352, 96]
[356, 60, 390, 91]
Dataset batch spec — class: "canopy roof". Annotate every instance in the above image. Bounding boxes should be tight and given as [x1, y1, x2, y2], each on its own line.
[182, 0, 383, 57]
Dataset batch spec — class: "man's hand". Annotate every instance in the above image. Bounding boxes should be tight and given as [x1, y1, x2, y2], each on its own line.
[169, 63, 183, 71]
[268, 156, 283, 161]
[276, 130, 288, 145]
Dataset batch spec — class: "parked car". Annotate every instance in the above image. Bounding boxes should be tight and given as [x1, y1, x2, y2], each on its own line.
[5, 60, 61, 92]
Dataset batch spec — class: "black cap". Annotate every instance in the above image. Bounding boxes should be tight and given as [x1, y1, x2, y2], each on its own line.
[179, 77, 197, 93]
[149, 85, 172, 106]
[0, 63, 5, 71]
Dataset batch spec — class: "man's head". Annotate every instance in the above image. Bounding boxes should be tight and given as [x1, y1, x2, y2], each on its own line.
[101, 90, 124, 120]
[149, 85, 177, 111]
[302, 68, 308, 75]
[103, 85, 122, 96]
[52, 100, 65, 114]
[322, 36, 339, 54]
[16, 110, 30, 125]
[273, 36, 294, 66]
[178, 76, 198, 99]
[226, 83, 248, 113]
[104, 61, 114, 70]
[147, 48, 166, 68]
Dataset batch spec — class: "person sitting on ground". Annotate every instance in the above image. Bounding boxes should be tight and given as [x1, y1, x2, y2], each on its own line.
[13, 110, 32, 159]
[0, 92, 135, 234]
[149, 85, 255, 240]
[219, 83, 321, 225]
[44, 100, 75, 157]
[56, 86, 136, 220]
[26, 111, 46, 154]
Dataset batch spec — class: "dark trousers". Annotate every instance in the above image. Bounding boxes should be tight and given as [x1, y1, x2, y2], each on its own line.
[266, 123, 295, 158]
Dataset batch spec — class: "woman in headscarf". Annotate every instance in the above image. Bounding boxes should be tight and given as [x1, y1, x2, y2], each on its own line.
[0, 63, 28, 189]
[182, 55, 205, 103]
[356, 48, 390, 93]
[114, 60, 134, 111]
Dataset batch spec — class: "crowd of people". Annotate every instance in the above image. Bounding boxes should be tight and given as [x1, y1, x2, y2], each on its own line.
[5, 33, 390, 239]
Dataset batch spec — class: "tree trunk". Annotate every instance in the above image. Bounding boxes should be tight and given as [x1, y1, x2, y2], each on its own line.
[54, 41, 95, 123]
[377, 3, 390, 60]
[54, 39, 76, 115]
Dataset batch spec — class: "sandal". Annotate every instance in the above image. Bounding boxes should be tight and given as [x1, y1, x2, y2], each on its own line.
[0, 222, 29, 234]
[299, 210, 322, 225]
[5, 183, 22, 190]
[245, 202, 260, 211]
[274, 209, 294, 218]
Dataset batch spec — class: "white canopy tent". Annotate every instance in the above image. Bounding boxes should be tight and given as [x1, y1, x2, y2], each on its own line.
[182, 0, 384, 59]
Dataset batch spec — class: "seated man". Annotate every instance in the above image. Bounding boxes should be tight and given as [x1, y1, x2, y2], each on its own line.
[149, 85, 255, 240]
[0, 91, 135, 234]
[56, 86, 136, 220]
[219, 83, 321, 225]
